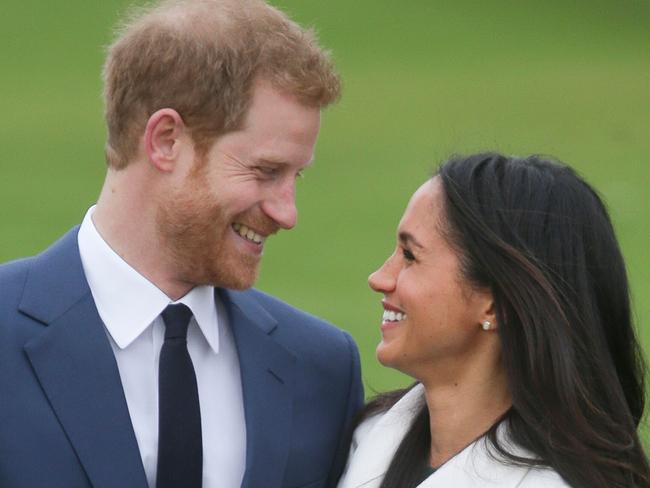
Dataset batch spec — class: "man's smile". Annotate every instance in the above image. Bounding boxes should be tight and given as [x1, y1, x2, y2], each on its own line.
[232, 222, 267, 244]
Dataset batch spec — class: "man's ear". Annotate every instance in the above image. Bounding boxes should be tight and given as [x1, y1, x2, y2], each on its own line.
[144, 108, 186, 172]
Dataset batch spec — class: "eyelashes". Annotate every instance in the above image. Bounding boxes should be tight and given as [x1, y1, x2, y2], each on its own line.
[402, 248, 416, 262]
[254, 166, 305, 180]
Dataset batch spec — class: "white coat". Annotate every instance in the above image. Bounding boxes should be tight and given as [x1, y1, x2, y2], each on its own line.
[337, 384, 570, 488]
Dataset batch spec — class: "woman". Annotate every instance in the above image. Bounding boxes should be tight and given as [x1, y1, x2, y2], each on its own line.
[338, 154, 649, 487]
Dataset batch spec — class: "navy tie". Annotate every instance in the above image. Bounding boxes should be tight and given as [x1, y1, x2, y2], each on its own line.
[157, 304, 202, 488]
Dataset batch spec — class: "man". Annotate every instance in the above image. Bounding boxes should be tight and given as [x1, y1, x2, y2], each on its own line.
[0, 1, 363, 487]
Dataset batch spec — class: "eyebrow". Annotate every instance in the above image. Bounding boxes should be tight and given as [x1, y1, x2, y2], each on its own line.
[257, 156, 315, 168]
[398, 231, 424, 249]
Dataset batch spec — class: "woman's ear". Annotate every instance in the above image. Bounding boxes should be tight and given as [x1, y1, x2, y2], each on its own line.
[144, 108, 186, 172]
[479, 299, 497, 331]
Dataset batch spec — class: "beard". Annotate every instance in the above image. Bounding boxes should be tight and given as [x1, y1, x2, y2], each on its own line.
[155, 173, 261, 290]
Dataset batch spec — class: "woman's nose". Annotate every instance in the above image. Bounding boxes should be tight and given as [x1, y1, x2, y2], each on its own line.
[368, 257, 396, 293]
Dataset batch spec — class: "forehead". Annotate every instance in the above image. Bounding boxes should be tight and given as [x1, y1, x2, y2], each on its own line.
[217, 81, 321, 165]
[399, 178, 442, 228]
[242, 81, 321, 133]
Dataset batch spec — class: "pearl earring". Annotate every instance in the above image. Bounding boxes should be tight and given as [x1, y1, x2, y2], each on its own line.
[481, 320, 492, 331]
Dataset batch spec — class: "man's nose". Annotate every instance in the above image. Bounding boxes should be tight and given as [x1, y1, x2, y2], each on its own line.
[261, 181, 298, 230]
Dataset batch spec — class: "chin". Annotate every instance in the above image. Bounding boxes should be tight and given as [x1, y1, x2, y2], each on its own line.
[376, 342, 397, 369]
[377, 342, 418, 378]
[208, 264, 259, 290]
[222, 275, 257, 290]
[188, 245, 259, 289]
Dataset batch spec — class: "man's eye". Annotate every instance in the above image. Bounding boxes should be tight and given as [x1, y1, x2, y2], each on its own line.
[402, 248, 415, 262]
[256, 166, 279, 177]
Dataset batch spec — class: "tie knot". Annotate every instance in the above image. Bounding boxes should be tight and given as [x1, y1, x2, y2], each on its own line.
[161, 303, 193, 340]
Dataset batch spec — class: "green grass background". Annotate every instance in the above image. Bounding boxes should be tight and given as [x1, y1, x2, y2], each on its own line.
[2, 0, 649, 433]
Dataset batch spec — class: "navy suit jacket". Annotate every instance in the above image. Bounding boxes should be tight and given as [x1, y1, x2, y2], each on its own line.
[0, 228, 364, 488]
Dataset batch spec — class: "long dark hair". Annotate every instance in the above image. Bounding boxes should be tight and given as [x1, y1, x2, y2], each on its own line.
[363, 154, 649, 487]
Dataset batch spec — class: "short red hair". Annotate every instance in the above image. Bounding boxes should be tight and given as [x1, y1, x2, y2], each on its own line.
[103, 0, 341, 168]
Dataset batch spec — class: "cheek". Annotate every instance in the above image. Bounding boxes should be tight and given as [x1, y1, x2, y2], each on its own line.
[401, 278, 447, 317]
[221, 183, 265, 214]
[407, 312, 443, 349]
[410, 286, 472, 338]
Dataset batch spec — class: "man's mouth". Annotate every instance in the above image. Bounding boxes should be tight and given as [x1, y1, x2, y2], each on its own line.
[232, 223, 266, 244]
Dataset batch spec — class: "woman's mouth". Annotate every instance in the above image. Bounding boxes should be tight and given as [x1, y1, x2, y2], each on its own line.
[382, 310, 407, 323]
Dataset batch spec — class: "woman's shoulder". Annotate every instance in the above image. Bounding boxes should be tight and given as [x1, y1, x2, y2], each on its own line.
[518, 466, 571, 487]
[474, 426, 570, 488]
[338, 386, 426, 488]
[420, 438, 571, 488]
[351, 383, 425, 446]
[349, 412, 384, 450]
[484, 425, 571, 487]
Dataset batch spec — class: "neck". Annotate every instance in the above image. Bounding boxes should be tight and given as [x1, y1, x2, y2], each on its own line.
[420, 349, 511, 467]
[93, 167, 193, 301]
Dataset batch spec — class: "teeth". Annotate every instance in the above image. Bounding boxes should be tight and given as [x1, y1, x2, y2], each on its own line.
[383, 310, 407, 322]
[232, 223, 265, 244]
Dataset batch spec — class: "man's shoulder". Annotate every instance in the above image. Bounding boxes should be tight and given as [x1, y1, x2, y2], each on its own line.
[0, 255, 33, 280]
[0, 227, 83, 315]
[0, 257, 38, 339]
[0, 256, 34, 304]
[238, 288, 331, 323]
[227, 287, 357, 353]
[0, 227, 80, 279]
[229, 288, 330, 330]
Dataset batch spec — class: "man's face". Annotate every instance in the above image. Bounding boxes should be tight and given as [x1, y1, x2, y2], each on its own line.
[157, 82, 321, 290]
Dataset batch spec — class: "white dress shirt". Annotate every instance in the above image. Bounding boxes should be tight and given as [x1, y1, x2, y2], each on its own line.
[78, 206, 246, 488]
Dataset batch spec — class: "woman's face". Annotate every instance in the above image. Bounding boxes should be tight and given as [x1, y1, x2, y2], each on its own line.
[368, 178, 494, 381]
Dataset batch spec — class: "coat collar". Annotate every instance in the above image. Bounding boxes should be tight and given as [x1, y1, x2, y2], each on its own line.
[18, 228, 299, 488]
[19, 227, 148, 488]
[219, 289, 297, 488]
[19, 226, 90, 324]
[339, 384, 537, 488]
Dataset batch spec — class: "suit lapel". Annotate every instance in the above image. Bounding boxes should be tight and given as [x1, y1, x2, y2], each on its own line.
[220, 289, 296, 488]
[20, 228, 148, 488]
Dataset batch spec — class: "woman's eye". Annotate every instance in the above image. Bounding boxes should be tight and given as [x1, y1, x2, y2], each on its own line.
[402, 248, 416, 262]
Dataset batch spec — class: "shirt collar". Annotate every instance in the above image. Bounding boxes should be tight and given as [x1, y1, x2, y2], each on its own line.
[77, 206, 220, 353]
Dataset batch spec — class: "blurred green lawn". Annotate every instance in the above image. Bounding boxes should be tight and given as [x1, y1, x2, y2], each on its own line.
[2, 0, 649, 434]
